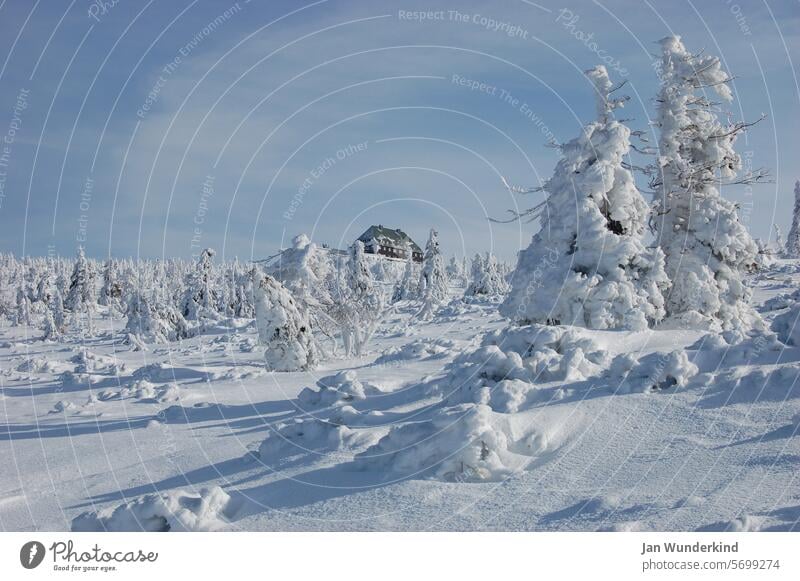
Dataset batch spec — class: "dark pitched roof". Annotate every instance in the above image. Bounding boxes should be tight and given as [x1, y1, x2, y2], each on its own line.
[357, 225, 422, 253]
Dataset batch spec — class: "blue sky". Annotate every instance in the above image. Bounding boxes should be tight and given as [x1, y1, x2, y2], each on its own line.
[0, 0, 798, 262]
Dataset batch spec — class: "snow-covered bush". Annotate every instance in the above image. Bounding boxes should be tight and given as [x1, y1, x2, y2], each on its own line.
[355, 404, 527, 481]
[652, 36, 763, 332]
[607, 350, 698, 393]
[436, 324, 610, 412]
[501, 66, 667, 331]
[258, 414, 379, 462]
[254, 270, 316, 371]
[297, 370, 368, 407]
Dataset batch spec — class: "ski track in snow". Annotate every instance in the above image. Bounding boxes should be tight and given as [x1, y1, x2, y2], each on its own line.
[1, 265, 800, 532]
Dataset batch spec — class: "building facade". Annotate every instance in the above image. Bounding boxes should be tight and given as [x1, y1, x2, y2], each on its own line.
[356, 225, 422, 262]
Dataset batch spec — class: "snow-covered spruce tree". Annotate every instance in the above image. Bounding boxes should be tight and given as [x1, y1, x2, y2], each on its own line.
[785, 181, 800, 258]
[266, 233, 347, 354]
[418, 229, 448, 319]
[652, 36, 766, 331]
[773, 224, 784, 255]
[331, 240, 384, 355]
[42, 307, 62, 341]
[181, 248, 219, 321]
[51, 289, 66, 334]
[253, 269, 316, 372]
[15, 287, 31, 327]
[98, 259, 122, 310]
[465, 253, 486, 298]
[392, 241, 418, 302]
[64, 247, 97, 334]
[466, 252, 509, 298]
[125, 293, 158, 344]
[268, 234, 333, 307]
[501, 66, 667, 330]
[231, 265, 255, 319]
[486, 253, 510, 295]
[446, 255, 467, 288]
[34, 267, 52, 305]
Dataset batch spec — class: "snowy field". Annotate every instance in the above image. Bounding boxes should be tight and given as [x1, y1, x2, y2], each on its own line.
[1, 261, 799, 532]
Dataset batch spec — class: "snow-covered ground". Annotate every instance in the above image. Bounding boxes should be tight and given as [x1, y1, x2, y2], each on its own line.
[2, 262, 799, 532]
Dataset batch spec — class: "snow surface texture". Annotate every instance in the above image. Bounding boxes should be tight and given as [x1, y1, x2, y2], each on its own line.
[1, 255, 800, 532]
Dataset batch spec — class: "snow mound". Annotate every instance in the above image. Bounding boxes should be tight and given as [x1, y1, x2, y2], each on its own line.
[436, 325, 610, 412]
[16, 356, 55, 373]
[258, 411, 379, 462]
[697, 514, 765, 532]
[131, 362, 197, 383]
[129, 379, 157, 400]
[689, 329, 783, 368]
[355, 404, 531, 481]
[607, 350, 698, 393]
[71, 350, 125, 375]
[771, 304, 800, 346]
[297, 370, 375, 407]
[373, 338, 454, 365]
[698, 364, 800, 408]
[760, 289, 800, 312]
[93, 379, 181, 403]
[71, 486, 237, 531]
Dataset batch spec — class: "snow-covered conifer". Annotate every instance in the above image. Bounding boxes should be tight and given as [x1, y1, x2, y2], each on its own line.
[231, 265, 255, 319]
[269, 234, 334, 309]
[42, 307, 62, 341]
[253, 270, 316, 371]
[333, 241, 384, 355]
[52, 290, 66, 333]
[773, 224, 784, 255]
[652, 36, 763, 331]
[64, 248, 97, 334]
[392, 241, 418, 302]
[466, 253, 509, 297]
[125, 293, 164, 344]
[501, 65, 667, 330]
[465, 253, 485, 298]
[418, 229, 448, 319]
[446, 256, 465, 288]
[181, 248, 218, 321]
[98, 259, 122, 309]
[15, 287, 31, 327]
[65, 248, 96, 312]
[125, 291, 191, 346]
[785, 181, 800, 258]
